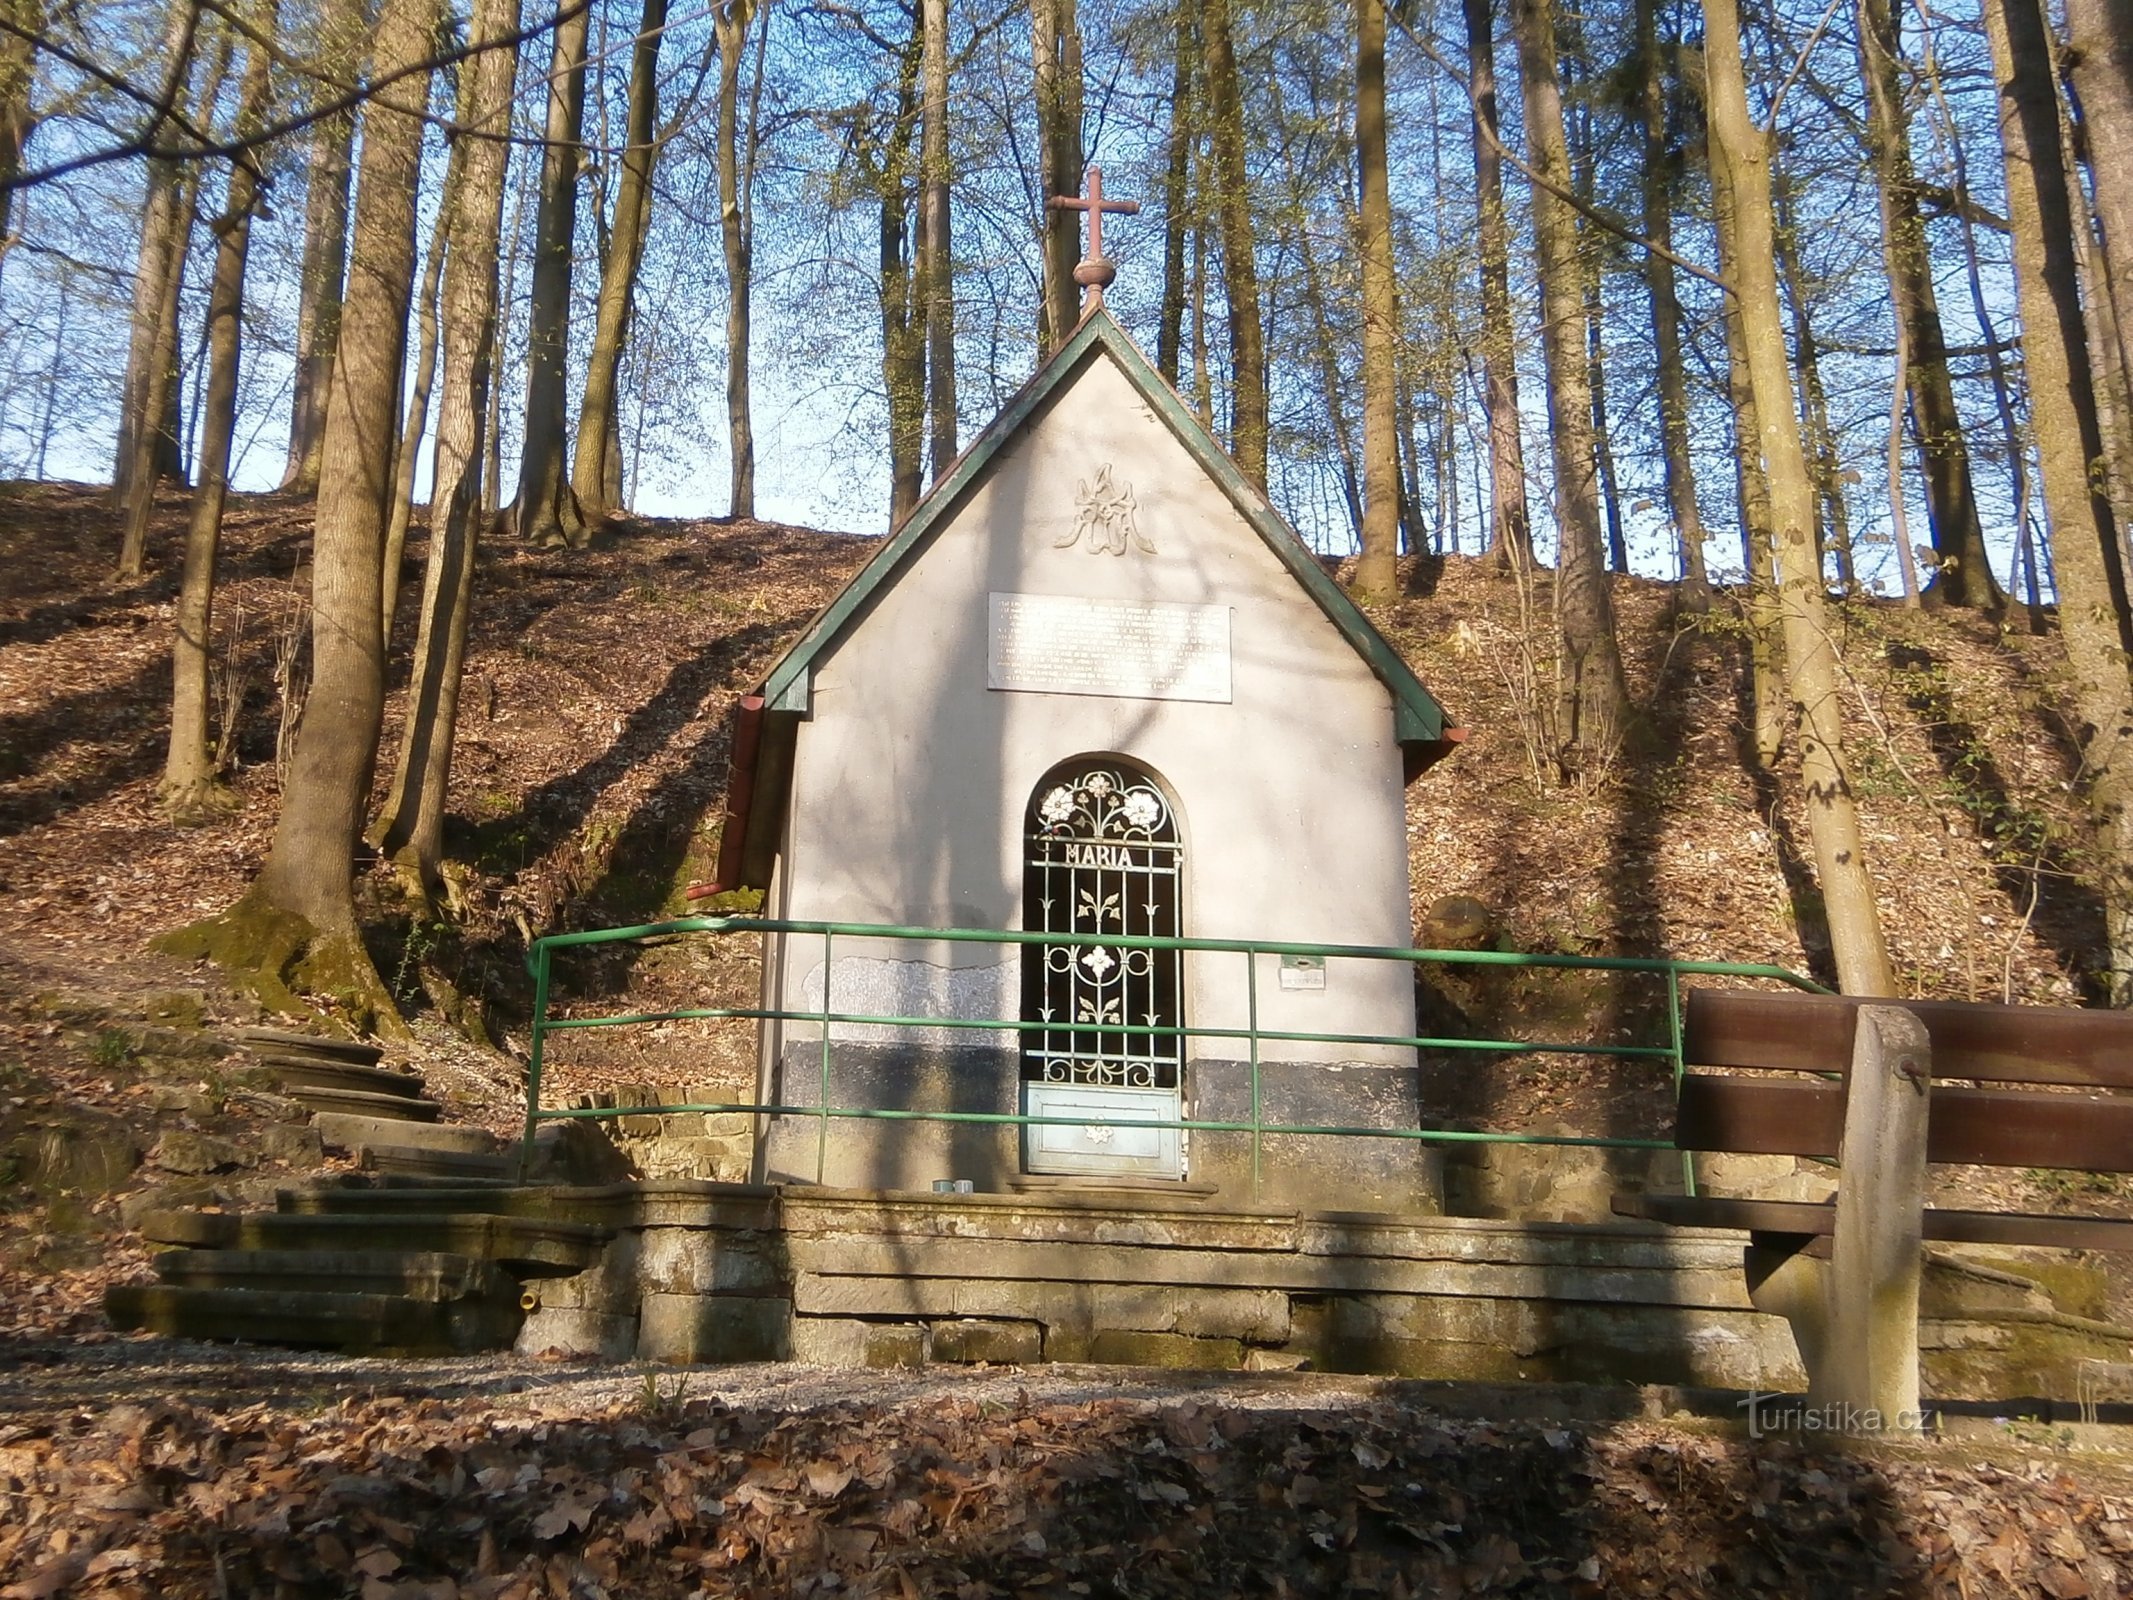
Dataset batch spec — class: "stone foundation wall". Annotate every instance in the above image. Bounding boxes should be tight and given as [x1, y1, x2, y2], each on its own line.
[512, 1185, 1803, 1390]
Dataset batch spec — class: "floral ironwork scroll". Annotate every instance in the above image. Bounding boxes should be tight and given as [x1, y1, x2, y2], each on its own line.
[1021, 762, 1183, 1089]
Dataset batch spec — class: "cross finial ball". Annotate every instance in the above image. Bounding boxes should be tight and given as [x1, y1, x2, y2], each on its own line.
[1047, 166, 1140, 311]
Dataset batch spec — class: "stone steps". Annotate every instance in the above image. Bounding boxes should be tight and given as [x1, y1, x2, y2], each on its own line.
[104, 1031, 572, 1358]
[283, 1083, 445, 1122]
[257, 1055, 429, 1100]
[357, 1145, 525, 1181]
[152, 1247, 517, 1301]
[313, 1112, 499, 1156]
[135, 1208, 611, 1274]
[104, 1283, 523, 1355]
[235, 1027, 385, 1066]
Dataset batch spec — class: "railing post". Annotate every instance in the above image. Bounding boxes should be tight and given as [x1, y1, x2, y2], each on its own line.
[1824, 1004, 1931, 1431]
[1668, 967, 1695, 1197]
[818, 927, 834, 1186]
[1248, 945, 1262, 1205]
[518, 942, 551, 1183]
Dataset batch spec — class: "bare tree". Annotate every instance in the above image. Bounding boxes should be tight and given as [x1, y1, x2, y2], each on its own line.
[1156, 0, 1194, 386]
[511, 0, 591, 548]
[1032, 0, 1084, 354]
[1984, 0, 2133, 1003]
[281, 0, 362, 494]
[1635, 0, 1708, 606]
[1354, 0, 1398, 601]
[163, 6, 274, 822]
[376, 0, 523, 900]
[1704, 0, 1895, 996]
[575, 0, 670, 522]
[1461, 0, 1531, 571]
[1507, 0, 1628, 778]
[116, 22, 220, 580]
[1203, 0, 1265, 487]
[716, 0, 764, 518]
[0, 0, 41, 231]
[919, 0, 955, 480]
[383, 182, 453, 648]
[1709, 146, 1784, 770]
[1858, 0, 2000, 609]
[163, 0, 444, 1028]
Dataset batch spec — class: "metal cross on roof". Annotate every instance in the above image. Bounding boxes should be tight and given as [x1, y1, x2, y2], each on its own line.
[1047, 165, 1141, 312]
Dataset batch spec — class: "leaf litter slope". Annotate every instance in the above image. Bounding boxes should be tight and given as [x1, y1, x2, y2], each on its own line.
[3, 485, 2130, 1312]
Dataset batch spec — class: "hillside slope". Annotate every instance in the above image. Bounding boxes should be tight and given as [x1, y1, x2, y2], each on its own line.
[0, 482, 2114, 1330]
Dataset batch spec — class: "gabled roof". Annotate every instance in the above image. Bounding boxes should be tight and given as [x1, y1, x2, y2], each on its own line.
[756, 308, 1448, 745]
[703, 308, 1460, 896]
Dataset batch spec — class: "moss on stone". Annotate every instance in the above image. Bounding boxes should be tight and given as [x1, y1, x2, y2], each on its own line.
[153, 894, 409, 1038]
[153, 893, 314, 1016]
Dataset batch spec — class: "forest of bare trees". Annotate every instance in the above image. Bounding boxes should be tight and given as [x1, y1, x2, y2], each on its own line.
[4, 0, 2133, 1014]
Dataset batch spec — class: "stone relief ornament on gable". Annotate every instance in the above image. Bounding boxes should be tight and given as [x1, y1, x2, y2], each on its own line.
[1059, 464, 1155, 555]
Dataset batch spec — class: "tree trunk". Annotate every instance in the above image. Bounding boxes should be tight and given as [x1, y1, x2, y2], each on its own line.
[281, 0, 361, 494]
[1886, 304, 1925, 606]
[1858, 0, 2000, 609]
[486, 149, 529, 525]
[1462, 0, 1531, 570]
[715, 0, 762, 517]
[375, 0, 522, 897]
[1507, 0, 1629, 779]
[0, 0, 42, 237]
[512, 0, 591, 549]
[575, 0, 668, 522]
[1771, 190, 1858, 591]
[2064, 0, 2133, 458]
[1705, 0, 1896, 996]
[1032, 0, 1084, 355]
[1912, 0, 2043, 623]
[1355, 0, 1399, 601]
[876, 30, 925, 525]
[115, 0, 201, 499]
[383, 180, 452, 651]
[118, 29, 216, 580]
[1565, 55, 1628, 575]
[1273, 73, 1362, 542]
[1636, 0, 1708, 606]
[1985, 0, 2133, 1003]
[919, 0, 956, 480]
[164, 12, 273, 823]
[1190, 182, 1213, 419]
[1710, 150, 1784, 769]
[1203, 0, 1266, 488]
[1587, 279, 1630, 573]
[173, 0, 442, 1029]
[1157, 0, 1194, 386]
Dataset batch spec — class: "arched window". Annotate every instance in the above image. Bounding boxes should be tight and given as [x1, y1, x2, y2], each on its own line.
[1021, 758, 1183, 1090]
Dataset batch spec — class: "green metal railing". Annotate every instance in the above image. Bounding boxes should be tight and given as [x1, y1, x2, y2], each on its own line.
[518, 916, 1828, 1192]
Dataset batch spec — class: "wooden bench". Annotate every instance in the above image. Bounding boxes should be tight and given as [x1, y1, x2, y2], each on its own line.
[1613, 988, 2133, 1426]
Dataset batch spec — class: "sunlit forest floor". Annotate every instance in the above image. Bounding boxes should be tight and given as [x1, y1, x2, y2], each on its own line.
[0, 480, 2120, 1329]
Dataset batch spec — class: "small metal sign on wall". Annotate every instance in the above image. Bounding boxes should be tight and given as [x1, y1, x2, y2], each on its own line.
[1021, 760, 1186, 1178]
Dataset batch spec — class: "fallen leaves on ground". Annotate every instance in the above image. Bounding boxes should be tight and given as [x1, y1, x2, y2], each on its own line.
[3, 1388, 2132, 1598]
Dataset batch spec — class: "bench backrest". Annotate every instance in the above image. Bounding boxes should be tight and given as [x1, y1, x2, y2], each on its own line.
[1676, 989, 2133, 1172]
[1683, 988, 2133, 1088]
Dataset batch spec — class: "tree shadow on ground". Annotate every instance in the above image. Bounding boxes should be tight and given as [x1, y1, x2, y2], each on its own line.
[1883, 637, 2105, 1000]
[19, 1384, 1955, 1598]
[1730, 641, 1837, 990]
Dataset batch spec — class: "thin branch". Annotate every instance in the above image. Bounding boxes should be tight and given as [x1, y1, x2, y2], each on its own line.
[1765, 0, 1846, 132]
[1377, 0, 1733, 293]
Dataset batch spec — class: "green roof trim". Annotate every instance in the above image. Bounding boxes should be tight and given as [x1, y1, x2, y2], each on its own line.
[757, 308, 1448, 746]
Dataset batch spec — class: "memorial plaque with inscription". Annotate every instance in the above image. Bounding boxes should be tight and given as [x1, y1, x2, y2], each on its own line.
[987, 591, 1233, 703]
